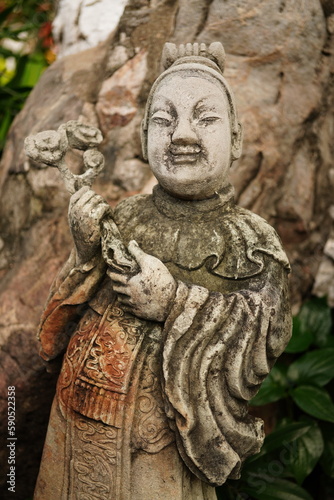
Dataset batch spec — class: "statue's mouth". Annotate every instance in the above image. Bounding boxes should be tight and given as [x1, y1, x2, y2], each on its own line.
[170, 146, 201, 164]
[172, 153, 199, 164]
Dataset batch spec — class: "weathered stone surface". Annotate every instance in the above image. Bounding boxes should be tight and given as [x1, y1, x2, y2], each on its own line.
[0, 0, 333, 497]
[0, 215, 69, 499]
[112, 157, 151, 191]
[96, 50, 147, 133]
[53, 0, 128, 57]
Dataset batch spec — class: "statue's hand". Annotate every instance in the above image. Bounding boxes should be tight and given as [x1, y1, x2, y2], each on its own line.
[108, 240, 177, 322]
[69, 186, 111, 266]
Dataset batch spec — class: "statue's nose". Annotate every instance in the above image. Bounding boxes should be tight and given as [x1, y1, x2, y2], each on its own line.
[171, 118, 198, 144]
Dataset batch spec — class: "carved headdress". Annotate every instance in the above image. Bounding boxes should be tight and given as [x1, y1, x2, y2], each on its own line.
[141, 42, 242, 160]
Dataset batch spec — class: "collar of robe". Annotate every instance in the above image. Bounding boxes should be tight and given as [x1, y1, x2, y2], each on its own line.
[115, 185, 290, 279]
[152, 183, 235, 221]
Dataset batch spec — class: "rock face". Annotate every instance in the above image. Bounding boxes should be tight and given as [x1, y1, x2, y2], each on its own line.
[0, 0, 333, 497]
[53, 0, 128, 57]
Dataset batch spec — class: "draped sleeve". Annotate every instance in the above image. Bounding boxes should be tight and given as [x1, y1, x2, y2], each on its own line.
[162, 259, 291, 486]
[38, 250, 107, 361]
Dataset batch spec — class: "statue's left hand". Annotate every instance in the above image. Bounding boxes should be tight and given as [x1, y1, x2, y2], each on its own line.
[108, 240, 177, 322]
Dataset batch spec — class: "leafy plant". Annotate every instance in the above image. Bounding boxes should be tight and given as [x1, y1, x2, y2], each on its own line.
[217, 297, 334, 500]
[0, 0, 55, 157]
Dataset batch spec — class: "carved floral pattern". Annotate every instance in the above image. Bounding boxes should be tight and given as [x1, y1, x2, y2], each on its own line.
[57, 308, 100, 416]
[132, 345, 174, 453]
[57, 304, 146, 427]
[82, 305, 144, 391]
[70, 417, 119, 500]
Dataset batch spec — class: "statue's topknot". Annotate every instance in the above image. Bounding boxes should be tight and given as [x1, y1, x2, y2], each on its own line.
[161, 42, 226, 75]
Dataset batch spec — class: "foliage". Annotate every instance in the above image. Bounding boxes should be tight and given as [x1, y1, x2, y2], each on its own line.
[217, 297, 334, 500]
[0, 0, 55, 157]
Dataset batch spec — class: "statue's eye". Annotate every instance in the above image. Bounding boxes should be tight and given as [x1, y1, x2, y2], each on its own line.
[197, 115, 221, 125]
[153, 117, 171, 126]
[151, 111, 173, 126]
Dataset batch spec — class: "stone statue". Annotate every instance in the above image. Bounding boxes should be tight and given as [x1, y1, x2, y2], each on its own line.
[25, 42, 291, 500]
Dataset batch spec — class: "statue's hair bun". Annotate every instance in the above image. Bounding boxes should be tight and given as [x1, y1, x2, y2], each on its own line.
[161, 42, 226, 74]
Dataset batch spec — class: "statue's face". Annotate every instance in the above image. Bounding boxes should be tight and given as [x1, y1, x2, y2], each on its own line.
[147, 73, 233, 200]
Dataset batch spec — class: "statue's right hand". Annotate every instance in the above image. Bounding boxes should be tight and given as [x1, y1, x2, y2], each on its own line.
[68, 186, 112, 265]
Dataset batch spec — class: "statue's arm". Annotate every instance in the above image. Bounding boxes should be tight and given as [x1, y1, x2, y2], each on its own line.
[107, 240, 291, 486]
[38, 186, 140, 360]
[38, 186, 112, 360]
[162, 259, 291, 486]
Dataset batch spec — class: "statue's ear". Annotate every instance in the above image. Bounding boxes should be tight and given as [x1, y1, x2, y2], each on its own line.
[231, 122, 243, 160]
[141, 120, 148, 161]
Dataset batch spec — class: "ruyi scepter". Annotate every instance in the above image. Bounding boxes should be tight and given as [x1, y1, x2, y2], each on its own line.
[24, 120, 139, 275]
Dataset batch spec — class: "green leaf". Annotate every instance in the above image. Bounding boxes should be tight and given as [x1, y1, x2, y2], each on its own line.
[285, 316, 313, 354]
[0, 108, 12, 150]
[10, 53, 46, 89]
[287, 348, 334, 387]
[319, 423, 334, 478]
[310, 298, 334, 348]
[290, 385, 334, 423]
[286, 297, 333, 353]
[250, 364, 288, 406]
[216, 484, 242, 500]
[286, 418, 324, 484]
[242, 476, 313, 500]
[247, 422, 312, 464]
[244, 419, 323, 485]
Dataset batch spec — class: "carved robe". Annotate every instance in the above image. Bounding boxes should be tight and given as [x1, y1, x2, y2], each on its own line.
[34, 185, 291, 500]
